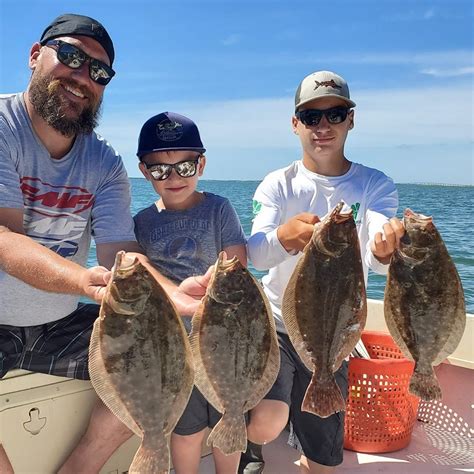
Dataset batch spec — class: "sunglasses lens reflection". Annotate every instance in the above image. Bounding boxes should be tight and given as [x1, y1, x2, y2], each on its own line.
[147, 158, 200, 181]
[49, 41, 114, 85]
[298, 107, 348, 126]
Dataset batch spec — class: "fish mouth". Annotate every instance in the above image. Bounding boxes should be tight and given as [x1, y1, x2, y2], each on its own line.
[404, 208, 432, 220]
[208, 252, 244, 304]
[403, 208, 433, 229]
[331, 201, 353, 224]
[216, 251, 240, 270]
[102, 252, 145, 316]
[113, 251, 138, 278]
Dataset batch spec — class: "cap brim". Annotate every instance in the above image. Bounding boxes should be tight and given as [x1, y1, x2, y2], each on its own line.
[137, 147, 206, 157]
[296, 95, 356, 111]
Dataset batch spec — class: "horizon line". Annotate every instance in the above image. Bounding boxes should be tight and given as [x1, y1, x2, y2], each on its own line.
[128, 177, 473, 187]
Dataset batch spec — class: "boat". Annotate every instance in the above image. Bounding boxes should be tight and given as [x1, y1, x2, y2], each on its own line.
[1, 299, 472, 473]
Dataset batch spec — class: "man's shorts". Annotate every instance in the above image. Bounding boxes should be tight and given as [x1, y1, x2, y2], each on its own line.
[0, 304, 99, 380]
[264, 332, 349, 467]
[173, 386, 222, 435]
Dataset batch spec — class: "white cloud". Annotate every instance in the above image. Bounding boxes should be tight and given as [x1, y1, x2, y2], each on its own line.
[420, 67, 474, 77]
[351, 85, 473, 147]
[423, 8, 436, 20]
[382, 7, 438, 22]
[99, 83, 473, 155]
[296, 50, 473, 67]
[222, 34, 241, 46]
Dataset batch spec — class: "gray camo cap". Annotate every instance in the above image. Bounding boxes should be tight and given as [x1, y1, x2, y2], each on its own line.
[294, 70, 356, 111]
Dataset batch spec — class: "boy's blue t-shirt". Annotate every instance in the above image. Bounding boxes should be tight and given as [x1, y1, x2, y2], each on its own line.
[133, 192, 246, 284]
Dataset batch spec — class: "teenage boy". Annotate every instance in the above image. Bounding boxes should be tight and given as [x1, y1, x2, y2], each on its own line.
[244, 71, 404, 474]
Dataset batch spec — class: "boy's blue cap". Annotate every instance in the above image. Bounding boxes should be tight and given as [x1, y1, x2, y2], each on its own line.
[137, 112, 206, 158]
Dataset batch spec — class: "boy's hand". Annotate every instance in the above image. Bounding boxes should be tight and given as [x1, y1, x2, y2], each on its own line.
[277, 213, 320, 253]
[179, 265, 213, 298]
[371, 217, 405, 264]
[172, 265, 214, 315]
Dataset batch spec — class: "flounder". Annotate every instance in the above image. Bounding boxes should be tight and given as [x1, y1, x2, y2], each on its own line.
[88, 251, 194, 473]
[190, 252, 280, 455]
[384, 209, 466, 401]
[282, 202, 367, 418]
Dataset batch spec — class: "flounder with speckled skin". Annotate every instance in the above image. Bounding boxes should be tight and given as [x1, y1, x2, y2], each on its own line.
[384, 209, 466, 401]
[190, 252, 280, 455]
[88, 251, 194, 474]
[282, 202, 367, 418]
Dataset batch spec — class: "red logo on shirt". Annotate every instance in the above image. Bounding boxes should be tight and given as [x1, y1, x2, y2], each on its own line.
[20, 177, 94, 215]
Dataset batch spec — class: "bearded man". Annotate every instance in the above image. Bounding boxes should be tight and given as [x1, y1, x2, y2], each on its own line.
[0, 14, 210, 473]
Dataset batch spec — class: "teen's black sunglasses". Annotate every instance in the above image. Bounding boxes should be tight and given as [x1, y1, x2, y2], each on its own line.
[296, 106, 350, 126]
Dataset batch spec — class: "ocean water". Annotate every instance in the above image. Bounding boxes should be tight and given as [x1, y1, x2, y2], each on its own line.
[89, 179, 474, 313]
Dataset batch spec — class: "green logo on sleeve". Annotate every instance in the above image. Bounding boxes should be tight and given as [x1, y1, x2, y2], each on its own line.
[252, 199, 263, 216]
[351, 202, 360, 221]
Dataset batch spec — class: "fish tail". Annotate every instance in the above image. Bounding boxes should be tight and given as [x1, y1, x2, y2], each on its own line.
[207, 412, 247, 455]
[301, 373, 345, 418]
[129, 434, 170, 474]
[409, 366, 442, 401]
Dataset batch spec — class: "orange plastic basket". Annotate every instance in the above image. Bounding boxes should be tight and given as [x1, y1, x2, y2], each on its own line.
[344, 331, 420, 453]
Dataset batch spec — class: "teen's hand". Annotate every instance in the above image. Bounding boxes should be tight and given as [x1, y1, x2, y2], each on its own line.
[277, 213, 320, 253]
[371, 217, 405, 264]
[80, 266, 111, 303]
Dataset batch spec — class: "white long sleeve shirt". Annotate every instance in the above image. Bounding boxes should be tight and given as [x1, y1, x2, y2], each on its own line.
[247, 160, 398, 333]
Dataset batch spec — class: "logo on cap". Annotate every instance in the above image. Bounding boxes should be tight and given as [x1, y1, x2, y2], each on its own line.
[314, 80, 341, 90]
[156, 120, 184, 142]
[91, 24, 104, 37]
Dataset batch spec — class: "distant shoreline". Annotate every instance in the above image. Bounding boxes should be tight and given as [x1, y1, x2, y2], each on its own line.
[129, 177, 473, 187]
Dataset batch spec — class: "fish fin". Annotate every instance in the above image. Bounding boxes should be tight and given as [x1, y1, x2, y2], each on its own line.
[333, 289, 368, 370]
[207, 412, 247, 455]
[242, 272, 281, 411]
[383, 287, 415, 361]
[129, 433, 170, 474]
[88, 319, 142, 437]
[190, 305, 225, 413]
[409, 366, 442, 401]
[281, 256, 314, 371]
[301, 372, 346, 418]
[433, 279, 466, 365]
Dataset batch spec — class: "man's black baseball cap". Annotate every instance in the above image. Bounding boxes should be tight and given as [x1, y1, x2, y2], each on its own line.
[39, 13, 115, 65]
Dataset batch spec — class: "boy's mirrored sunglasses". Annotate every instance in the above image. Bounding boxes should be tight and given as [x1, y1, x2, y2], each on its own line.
[296, 106, 350, 126]
[143, 156, 201, 181]
[45, 40, 115, 86]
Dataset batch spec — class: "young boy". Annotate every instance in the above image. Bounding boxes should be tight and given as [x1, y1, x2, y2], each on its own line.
[133, 111, 247, 474]
[244, 71, 404, 474]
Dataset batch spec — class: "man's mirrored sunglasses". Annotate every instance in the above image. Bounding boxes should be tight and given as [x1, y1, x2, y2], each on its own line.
[143, 155, 202, 181]
[296, 106, 350, 126]
[45, 40, 115, 86]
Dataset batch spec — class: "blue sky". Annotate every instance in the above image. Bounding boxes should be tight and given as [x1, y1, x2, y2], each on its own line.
[1, 0, 472, 184]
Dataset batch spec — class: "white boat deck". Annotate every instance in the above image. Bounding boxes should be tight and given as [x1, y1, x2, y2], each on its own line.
[190, 360, 474, 473]
[194, 419, 473, 473]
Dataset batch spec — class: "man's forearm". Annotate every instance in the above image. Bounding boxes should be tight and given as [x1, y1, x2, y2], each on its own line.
[0, 226, 89, 295]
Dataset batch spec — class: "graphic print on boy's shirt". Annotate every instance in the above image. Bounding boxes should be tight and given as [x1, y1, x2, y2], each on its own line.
[20, 176, 94, 257]
[148, 218, 211, 260]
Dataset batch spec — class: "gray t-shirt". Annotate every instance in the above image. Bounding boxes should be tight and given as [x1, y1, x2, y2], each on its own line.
[0, 93, 136, 326]
[133, 192, 246, 284]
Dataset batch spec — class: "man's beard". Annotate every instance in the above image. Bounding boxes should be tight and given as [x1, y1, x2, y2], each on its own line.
[29, 72, 102, 137]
